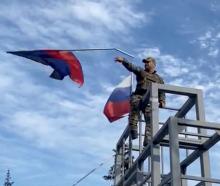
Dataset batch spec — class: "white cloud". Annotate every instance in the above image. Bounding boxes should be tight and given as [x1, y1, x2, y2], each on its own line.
[0, 0, 149, 49]
[72, 0, 147, 26]
[208, 48, 219, 57]
[0, 52, 123, 173]
[139, 47, 161, 57]
[193, 29, 220, 58]
[0, 60, 122, 160]
[210, 1, 220, 12]
[137, 47, 190, 78]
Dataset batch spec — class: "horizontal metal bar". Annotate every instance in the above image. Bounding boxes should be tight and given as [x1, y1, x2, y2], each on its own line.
[180, 132, 220, 169]
[160, 142, 198, 150]
[157, 83, 200, 96]
[161, 137, 202, 150]
[177, 118, 220, 131]
[162, 106, 180, 111]
[139, 120, 165, 126]
[160, 171, 220, 185]
[179, 131, 211, 138]
[160, 132, 220, 186]
[126, 144, 141, 152]
[182, 175, 220, 184]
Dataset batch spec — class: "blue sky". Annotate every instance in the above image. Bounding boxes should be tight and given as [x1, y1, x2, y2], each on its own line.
[0, 0, 220, 185]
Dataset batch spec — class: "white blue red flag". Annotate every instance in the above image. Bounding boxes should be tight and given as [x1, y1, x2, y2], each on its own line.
[103, 75, 132, 122]
[7, 50, 84, 86]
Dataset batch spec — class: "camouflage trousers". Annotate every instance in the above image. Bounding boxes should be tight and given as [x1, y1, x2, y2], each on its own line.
[129, 94, 151, 145]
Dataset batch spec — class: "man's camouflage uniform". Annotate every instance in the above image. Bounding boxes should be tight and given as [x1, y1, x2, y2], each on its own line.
[122, 60, 165, 145]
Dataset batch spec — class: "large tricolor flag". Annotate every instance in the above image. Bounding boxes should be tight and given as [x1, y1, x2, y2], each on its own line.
[103, 75, 132, 122]
[7, 50, 84, 86]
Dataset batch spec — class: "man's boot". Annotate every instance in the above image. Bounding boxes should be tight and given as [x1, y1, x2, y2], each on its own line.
[130, 128, 138, 140]
[143, 124, 151, 146]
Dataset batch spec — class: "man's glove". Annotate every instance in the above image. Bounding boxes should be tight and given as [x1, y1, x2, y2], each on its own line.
[115, 56, 125, 63]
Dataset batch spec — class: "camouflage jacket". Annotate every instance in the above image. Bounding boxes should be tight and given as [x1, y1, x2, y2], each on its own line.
[122, 60, 165, 103]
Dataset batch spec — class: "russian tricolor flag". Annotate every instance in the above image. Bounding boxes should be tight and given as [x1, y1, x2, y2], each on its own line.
[103, 75, 132, 122]
[7, 50, 84, 87]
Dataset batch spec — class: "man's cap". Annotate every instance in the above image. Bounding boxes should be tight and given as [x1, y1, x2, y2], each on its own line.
[142, 57, 156, 65]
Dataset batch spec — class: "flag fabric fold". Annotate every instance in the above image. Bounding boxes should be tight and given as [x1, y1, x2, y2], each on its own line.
[7, 50, 84, 86]
[103, 75, 132, 122]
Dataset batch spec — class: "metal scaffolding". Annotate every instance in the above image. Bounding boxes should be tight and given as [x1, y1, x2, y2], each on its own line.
[113, 83, 220, 186]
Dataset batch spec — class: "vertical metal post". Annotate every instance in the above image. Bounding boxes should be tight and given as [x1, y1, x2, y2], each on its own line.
[114, 148, 122, 185]
[139, 114, 144, 173]
[148, 157, 151, 186]
[169, 117, 181, 186]
[161, 146, 164, 175]
[122, 138, 125, 177]
[196, 90, 211, 186]
[150, 83, 161, 186]
[139, 114, 143, 155]
[182, 122, 188, 186]
[129, 133, 133, 169]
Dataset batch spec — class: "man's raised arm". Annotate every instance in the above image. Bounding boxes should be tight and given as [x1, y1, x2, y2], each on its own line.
[115, 56, 142, 75]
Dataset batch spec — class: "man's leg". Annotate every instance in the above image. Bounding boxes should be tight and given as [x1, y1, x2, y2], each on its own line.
[129, 94, 142, 140]
[143, 107, 151, 146]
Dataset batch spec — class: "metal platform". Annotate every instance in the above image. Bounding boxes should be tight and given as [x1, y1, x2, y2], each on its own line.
[113, 83, 220, 186]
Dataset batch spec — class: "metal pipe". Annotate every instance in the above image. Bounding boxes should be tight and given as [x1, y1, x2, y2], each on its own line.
[8, 48, 135, 58]
[114, 48, 135, 58]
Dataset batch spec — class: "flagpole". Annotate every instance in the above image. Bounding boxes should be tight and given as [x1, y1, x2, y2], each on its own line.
[114, 48, 135, 58]
[64, 48, 116, 52]
[34, 48, 135, 58]
[68, 48, 135, 58]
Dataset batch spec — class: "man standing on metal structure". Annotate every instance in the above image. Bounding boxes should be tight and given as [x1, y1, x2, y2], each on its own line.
[115, 56, 165, 146]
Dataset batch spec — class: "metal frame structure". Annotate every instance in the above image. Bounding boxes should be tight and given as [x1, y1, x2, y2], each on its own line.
[113, 83, 220, 186]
